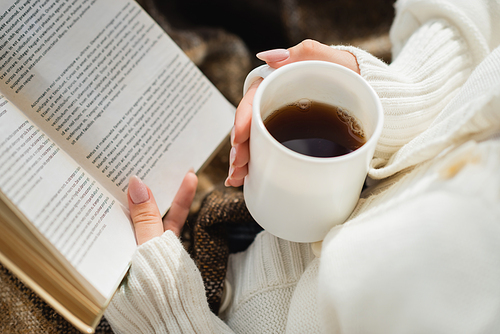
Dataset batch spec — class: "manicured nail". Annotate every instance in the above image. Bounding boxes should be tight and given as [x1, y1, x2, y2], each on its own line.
[229, 146, 236, 166]
[230, 127, 235, 146]
[256, 49, 290, 62]
[225, 164, 235, 187]
[224, 166, 235, 187]
[129, 175, 150, 204]
[228, 165, 235, 179]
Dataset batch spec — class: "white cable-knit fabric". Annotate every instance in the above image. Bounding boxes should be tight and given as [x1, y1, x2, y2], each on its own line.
[220, 233, 315, 333]
[337, 19, 473, 166]
[105, 0, 500, 332]
[104, 231, 234, 334]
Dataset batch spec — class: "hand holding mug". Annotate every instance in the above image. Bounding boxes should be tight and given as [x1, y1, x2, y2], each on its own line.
[226, 40, 360, 187]
[227, 40, 383, 243]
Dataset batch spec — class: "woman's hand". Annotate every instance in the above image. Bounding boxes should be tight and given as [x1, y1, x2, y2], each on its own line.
[225, 39, 360, 187]
[128, 172, 198, 245]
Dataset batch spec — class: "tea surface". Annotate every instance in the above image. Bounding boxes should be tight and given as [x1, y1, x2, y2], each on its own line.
[264, 100, 365, 158]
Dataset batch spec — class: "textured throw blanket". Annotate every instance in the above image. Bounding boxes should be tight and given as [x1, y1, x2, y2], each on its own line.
[0, 0, 393, 332]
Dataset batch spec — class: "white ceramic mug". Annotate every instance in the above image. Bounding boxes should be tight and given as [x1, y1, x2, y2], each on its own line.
[243, 61, 383, 243]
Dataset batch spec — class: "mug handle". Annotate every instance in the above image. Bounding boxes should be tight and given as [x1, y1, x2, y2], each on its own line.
[243, 65, 276, 95]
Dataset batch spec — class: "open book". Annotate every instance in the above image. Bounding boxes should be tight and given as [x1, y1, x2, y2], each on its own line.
[0, 0, 234, 332]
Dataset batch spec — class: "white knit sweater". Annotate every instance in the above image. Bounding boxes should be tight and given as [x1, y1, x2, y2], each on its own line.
[105, 0, 500, 333]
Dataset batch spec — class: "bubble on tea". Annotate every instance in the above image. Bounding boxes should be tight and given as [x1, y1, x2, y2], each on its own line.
[336, 107, 365, 138]
[294, 98, 312, 111]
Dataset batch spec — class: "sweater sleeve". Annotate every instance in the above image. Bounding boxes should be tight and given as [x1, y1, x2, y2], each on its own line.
[104, 230, 234, 334]
[333, 19, 473, 178]
[318, 139, 500, 333]
[390, 0, 500, 62]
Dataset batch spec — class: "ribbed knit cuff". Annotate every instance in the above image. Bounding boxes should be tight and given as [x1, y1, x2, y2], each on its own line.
[105, 230, 233, 334]
[333, 19, 473, 176]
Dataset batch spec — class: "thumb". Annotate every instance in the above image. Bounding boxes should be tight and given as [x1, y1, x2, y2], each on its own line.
[256, 39, 360, 74]
[128, 175, 164, 245]
[162, 170, 198, 237]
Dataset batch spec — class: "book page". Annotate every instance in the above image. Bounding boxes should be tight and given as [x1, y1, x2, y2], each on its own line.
[0, 94, 136, 301]
[0, 0, 235, 213]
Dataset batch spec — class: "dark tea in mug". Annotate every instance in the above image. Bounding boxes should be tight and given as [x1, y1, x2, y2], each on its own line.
[263, 99, 366, 158]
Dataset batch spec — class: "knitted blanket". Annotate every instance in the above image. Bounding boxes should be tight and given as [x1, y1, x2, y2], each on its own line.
[0, 0, 393, 332]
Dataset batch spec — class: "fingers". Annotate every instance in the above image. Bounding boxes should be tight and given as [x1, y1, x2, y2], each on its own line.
[163, 170, 198, 237]
[256, 39, 360, 74]
[226, 143, 249, 187]
[232, 78, 261, 146]
[227, 165, 248, 187]
[225, 78, 260, 187]
[128, 175, 164, 245]
[225, 39, 360, 188]
[230, 142, 250, 169]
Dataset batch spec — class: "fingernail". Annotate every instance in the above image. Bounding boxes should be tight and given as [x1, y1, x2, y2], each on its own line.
[226, 165, 236, 187]
[129, 175, 150, 204]
[224, 166, 235, 187]
[230, 127, 235, 146]
[229, 146, 236, 166]
[256, 49, 290, 62]
[228, 165, 235, 179]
